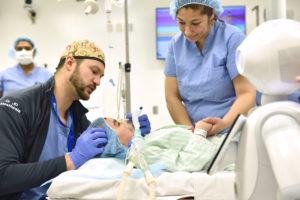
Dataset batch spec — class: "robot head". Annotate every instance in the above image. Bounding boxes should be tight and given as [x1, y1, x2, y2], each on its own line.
[236, 19, 300, 96]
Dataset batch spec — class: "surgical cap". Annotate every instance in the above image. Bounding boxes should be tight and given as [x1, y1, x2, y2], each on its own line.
[60, 40, 105, 66]
[90, 117, 128, 159]
[9, 36, 38, 60]
[169, 0, 224, 19]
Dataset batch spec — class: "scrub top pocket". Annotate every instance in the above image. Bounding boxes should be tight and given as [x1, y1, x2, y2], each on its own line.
[178, 65, 235, 103]
[204, 66, 235, 101]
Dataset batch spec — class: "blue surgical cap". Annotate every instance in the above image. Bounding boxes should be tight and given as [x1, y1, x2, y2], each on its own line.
[8, 36, 38, 60]
[90, 117, 128, 160]
[170, 0, 224, 19]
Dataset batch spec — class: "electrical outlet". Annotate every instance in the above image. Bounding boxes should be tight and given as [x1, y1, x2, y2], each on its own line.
[116, 23, 122, 32]
[107, 23, 113, 32]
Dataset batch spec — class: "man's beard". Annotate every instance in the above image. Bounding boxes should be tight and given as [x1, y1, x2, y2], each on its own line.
[69, 65, 93, 100]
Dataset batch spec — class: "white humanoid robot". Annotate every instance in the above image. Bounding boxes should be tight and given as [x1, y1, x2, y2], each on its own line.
[234, 19, 300, 200]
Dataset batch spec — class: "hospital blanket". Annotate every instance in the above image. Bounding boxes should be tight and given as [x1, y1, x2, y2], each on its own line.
[143, 125, 226, 172]
[47, 126, 233, 199]
[47, 158, 235, 200]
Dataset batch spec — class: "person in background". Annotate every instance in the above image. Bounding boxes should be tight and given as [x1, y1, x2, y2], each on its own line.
[297, 76, 300, 83]
[164, 0, 256, 136]
[0, 40, 151, 200]
[0, 36, 53, 98]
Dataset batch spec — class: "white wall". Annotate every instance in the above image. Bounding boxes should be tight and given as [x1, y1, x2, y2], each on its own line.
[286, 0, 300, 20]
[0, 0, 299, 130]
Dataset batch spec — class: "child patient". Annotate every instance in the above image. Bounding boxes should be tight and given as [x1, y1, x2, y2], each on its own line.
[103, 118, 213, 147]
[95, 117, 223, 172]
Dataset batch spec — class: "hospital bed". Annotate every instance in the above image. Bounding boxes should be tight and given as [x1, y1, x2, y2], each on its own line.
[46, 99, 300, 200]
[47, 159, 235, 200]
[47, 115, 243, 200]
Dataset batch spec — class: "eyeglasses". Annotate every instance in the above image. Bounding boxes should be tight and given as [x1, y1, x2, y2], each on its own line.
[15, 46, 33, 51]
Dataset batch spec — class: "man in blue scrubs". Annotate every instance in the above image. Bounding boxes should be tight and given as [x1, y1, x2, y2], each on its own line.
[164, 0, 256, 136]
[0, 37, 53, 97]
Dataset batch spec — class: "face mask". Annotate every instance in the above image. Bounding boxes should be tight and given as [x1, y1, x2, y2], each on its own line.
[15, 49, 34, 65]
[90, 117, 128, 159]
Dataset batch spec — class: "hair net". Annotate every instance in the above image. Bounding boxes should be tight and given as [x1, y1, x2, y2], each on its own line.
[8, 36, 38, 60]
[90, 117, 128, 159]
[169, 0, 224, 19]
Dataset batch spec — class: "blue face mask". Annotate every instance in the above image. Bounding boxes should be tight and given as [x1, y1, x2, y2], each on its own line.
[90, 117, 128, 159]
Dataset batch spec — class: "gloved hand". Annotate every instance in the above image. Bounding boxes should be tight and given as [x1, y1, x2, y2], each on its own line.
[69, 128, 108, 169]
[127, 113, 151, 136]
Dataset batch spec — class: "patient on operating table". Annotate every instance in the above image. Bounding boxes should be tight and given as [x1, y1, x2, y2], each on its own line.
[94, 117, 225, 172]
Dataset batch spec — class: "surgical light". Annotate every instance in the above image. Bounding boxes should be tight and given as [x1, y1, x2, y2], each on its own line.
[84, 0, 98, 15]
[24, 0, 36, 23]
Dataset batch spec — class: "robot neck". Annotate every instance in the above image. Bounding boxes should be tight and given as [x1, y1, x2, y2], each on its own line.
[261, 94, 287, 105]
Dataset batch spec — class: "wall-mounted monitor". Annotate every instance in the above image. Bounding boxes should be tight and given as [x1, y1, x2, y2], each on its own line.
[156, 6, 246, 60]
[220, 6, 246, 33]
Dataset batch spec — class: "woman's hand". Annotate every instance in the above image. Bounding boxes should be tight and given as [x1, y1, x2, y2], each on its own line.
[202, 117, 228, 136]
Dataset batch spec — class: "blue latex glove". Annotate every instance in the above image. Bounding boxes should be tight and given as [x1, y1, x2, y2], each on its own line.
[127, 113, 151, 136]
[69, 128, 108, 169]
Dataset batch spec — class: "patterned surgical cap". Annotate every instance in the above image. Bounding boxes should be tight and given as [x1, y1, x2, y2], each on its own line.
[60, 40, 105, 66]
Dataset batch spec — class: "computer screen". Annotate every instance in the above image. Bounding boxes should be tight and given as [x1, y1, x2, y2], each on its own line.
[156, 6, 246, 60]
[220, 6, 246, 33]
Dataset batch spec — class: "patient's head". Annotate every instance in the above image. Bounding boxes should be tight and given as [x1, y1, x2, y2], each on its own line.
[104, 118, 134, 147]
[89, 117, 134, 159]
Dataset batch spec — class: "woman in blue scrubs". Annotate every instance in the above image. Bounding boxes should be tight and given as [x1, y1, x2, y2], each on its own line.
[164, 0, 256, 136]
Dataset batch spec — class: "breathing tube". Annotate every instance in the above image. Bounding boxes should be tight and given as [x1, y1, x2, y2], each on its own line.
[117, 107, 156, 200]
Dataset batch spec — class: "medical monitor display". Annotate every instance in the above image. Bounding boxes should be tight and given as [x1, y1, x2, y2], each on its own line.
[220, 6, 246, 33]
[156, 8, 179, 60]
[156, 6, 246, 59]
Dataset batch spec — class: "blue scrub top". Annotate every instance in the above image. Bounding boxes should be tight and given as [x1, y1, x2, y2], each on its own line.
[0, 64, 53, 96]
[164, 20, 245, 133]
[19, 97, 73, 200]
